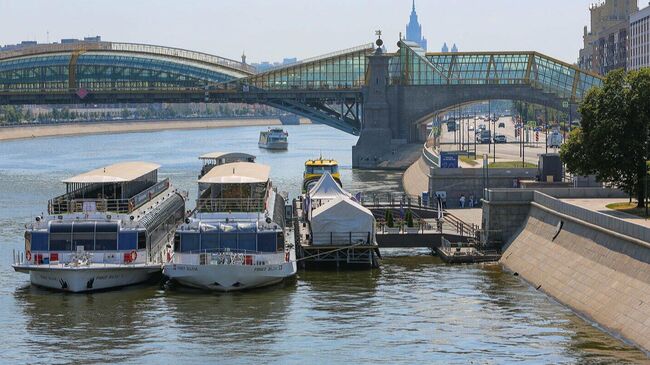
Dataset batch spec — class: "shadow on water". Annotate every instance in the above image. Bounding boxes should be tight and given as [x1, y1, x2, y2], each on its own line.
[13, 282, 165, 364]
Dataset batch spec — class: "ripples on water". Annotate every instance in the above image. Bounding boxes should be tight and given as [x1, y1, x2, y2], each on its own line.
[0, 125, 647, 364]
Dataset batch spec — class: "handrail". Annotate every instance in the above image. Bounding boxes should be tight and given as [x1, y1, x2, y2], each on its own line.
[196, 198, 265, 213]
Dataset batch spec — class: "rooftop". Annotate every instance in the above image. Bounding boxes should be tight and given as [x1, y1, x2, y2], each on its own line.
[198, 162, 270, 184]
[62, 161, 160, 184]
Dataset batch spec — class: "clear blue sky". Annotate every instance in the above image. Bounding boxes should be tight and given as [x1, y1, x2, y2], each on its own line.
[0, 0, 640, 64]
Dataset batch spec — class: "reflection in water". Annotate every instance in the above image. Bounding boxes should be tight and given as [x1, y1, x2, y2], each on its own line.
[1, 125, 648, 363]
[14, 284, 164, 364]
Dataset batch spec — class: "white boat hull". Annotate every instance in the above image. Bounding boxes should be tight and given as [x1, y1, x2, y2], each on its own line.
[15, 265, 161, 293]
[163, 261, 297, 291]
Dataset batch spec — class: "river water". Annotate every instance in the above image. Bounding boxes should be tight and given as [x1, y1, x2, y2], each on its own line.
[0, 124, 647, 364]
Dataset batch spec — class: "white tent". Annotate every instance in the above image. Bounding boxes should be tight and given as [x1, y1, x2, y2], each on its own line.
[308, 172, 350, 201]
[310, 197, 375, 246]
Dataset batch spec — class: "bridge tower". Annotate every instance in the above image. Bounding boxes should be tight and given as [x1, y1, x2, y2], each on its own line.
[352, 35, 393, 169]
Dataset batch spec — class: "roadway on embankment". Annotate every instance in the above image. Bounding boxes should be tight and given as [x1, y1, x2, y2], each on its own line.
[440, 116, 559, 167]
[0, 118, 311, 142]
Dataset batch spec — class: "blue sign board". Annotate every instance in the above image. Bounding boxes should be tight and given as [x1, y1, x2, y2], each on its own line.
[440, 152, 459, 169]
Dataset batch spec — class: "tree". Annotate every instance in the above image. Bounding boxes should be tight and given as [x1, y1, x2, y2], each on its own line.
[561, 69, 650, 208]
[405, 210, 414, 227]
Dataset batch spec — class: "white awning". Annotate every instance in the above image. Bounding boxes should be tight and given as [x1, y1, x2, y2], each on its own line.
[308, 172, 350, 200]
[310, 197, 375, 245]
[62, 161, 160, 184]
[198, 162, 270, 184]
[199, 152, 256, 161]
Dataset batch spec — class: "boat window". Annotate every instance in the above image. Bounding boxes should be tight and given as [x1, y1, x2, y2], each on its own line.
[173, 233, 181, 252]
[180, 233, 200, 253]
[72, 222, 95, 251]
[276, 232, 284, 251]
[50, 223, 72, 251]
[95, 222, 118, 251]
[201, 233, 220, 251]
[31, 232, 49, 251]
[137, 231, 147, 250]
[331, 165, 339, 174]
[221, 233, 238, 250]
[306, 166, 314, 174]
[238, 233, 256, 252]
[257, 233, 276, 252]
[118, 232, 137, 250]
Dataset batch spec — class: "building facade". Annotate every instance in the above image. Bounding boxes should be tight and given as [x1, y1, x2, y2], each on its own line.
[578, 0, 638, 75]
[405, 0, 427, 50]
[628, 5, 650, 70]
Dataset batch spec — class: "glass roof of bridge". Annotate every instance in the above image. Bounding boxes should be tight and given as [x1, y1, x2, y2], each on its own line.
[0, 51, 243, 92]
[391, 41, 602, 101]
[235, 43, 375, 90]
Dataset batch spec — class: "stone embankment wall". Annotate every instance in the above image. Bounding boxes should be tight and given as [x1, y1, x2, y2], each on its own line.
[494, 190, 650, 352]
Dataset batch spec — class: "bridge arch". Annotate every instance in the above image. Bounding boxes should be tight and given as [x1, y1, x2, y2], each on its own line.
[0, 41, 253, 95]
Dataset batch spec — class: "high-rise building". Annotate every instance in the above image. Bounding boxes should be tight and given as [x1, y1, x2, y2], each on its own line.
[578, 0, 638, 75]
[628, 5, 650, 70]
[405, 0, 427, 50]
[451, 43, 458, 53]
[441, 43, 449, 53]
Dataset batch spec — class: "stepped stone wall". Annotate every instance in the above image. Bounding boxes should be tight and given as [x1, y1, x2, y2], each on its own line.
[499, 192, 650, 352]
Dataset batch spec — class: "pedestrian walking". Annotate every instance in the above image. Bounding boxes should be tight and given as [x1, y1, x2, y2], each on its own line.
[459, 194, 466, 208]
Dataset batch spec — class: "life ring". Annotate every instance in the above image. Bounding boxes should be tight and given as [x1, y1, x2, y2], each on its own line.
[26, 250, 32, 261]
[130, 250, 138, 262]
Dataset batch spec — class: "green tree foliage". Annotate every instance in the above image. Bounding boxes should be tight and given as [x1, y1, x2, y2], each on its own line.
[384, 209, 394, 228]
[405, 210, 414, 227]
[561, 69, 650, 208]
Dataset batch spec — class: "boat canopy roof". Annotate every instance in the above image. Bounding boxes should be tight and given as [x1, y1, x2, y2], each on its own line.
[198, 162, 270, 184]
[199, 152, 256, 162]
[308, 172, 350, 200]
[62, 161, 160, 184]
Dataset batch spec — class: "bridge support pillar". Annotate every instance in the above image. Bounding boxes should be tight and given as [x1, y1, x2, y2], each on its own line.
[353, 44, 393, 169]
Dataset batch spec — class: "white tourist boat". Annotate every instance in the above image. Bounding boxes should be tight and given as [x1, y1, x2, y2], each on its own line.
[163, 152, 296, 291]
[12, 162, 186, 292]
[258, 127, 288, 150]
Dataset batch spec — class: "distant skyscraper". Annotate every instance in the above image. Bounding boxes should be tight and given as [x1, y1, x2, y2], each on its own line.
[451, 43, 458, 53]
[405, 0, 427, 50]
[441, 43, 449, 53]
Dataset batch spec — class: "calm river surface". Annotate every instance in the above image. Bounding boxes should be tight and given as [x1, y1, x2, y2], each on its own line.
[0, 124, 647, 364]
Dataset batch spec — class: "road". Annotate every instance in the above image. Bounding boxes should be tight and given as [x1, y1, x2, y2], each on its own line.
[438, 116, 561, 167]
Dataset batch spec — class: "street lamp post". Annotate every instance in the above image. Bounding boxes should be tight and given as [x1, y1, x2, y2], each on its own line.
[493, 115, 496, 164]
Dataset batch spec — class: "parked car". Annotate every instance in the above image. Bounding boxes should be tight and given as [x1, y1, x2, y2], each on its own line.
[493, 134, 507, 143]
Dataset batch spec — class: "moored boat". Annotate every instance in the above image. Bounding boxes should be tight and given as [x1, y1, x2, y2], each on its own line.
[12, 162, 186, 292]
[258, 128, 288, 150]
[302, 156, 342, 192]
[163, 153, 296, 291]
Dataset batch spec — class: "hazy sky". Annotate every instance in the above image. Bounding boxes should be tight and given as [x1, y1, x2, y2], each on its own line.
[0, 0, 641, 64]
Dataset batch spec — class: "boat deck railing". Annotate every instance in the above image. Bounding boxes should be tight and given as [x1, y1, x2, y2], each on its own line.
[309, 232, 373, 246]
[13, 249, 149, 267]
[196, 198, 265, 213]
[172, 249, 286, 266]
[48, 179, 170, 215]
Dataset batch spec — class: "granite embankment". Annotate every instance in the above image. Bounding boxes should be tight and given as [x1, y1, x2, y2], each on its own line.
[0, 118, 310, 141]
[496, 190, 650, 352]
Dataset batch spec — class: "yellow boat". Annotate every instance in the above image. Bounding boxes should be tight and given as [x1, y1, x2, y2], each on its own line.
[303, 157, 342, 192]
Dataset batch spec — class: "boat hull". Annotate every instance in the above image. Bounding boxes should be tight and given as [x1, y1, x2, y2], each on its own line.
[163, 261, 297, 292]
[258, 141, 288, 150]
[14, 265, 161, 293]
